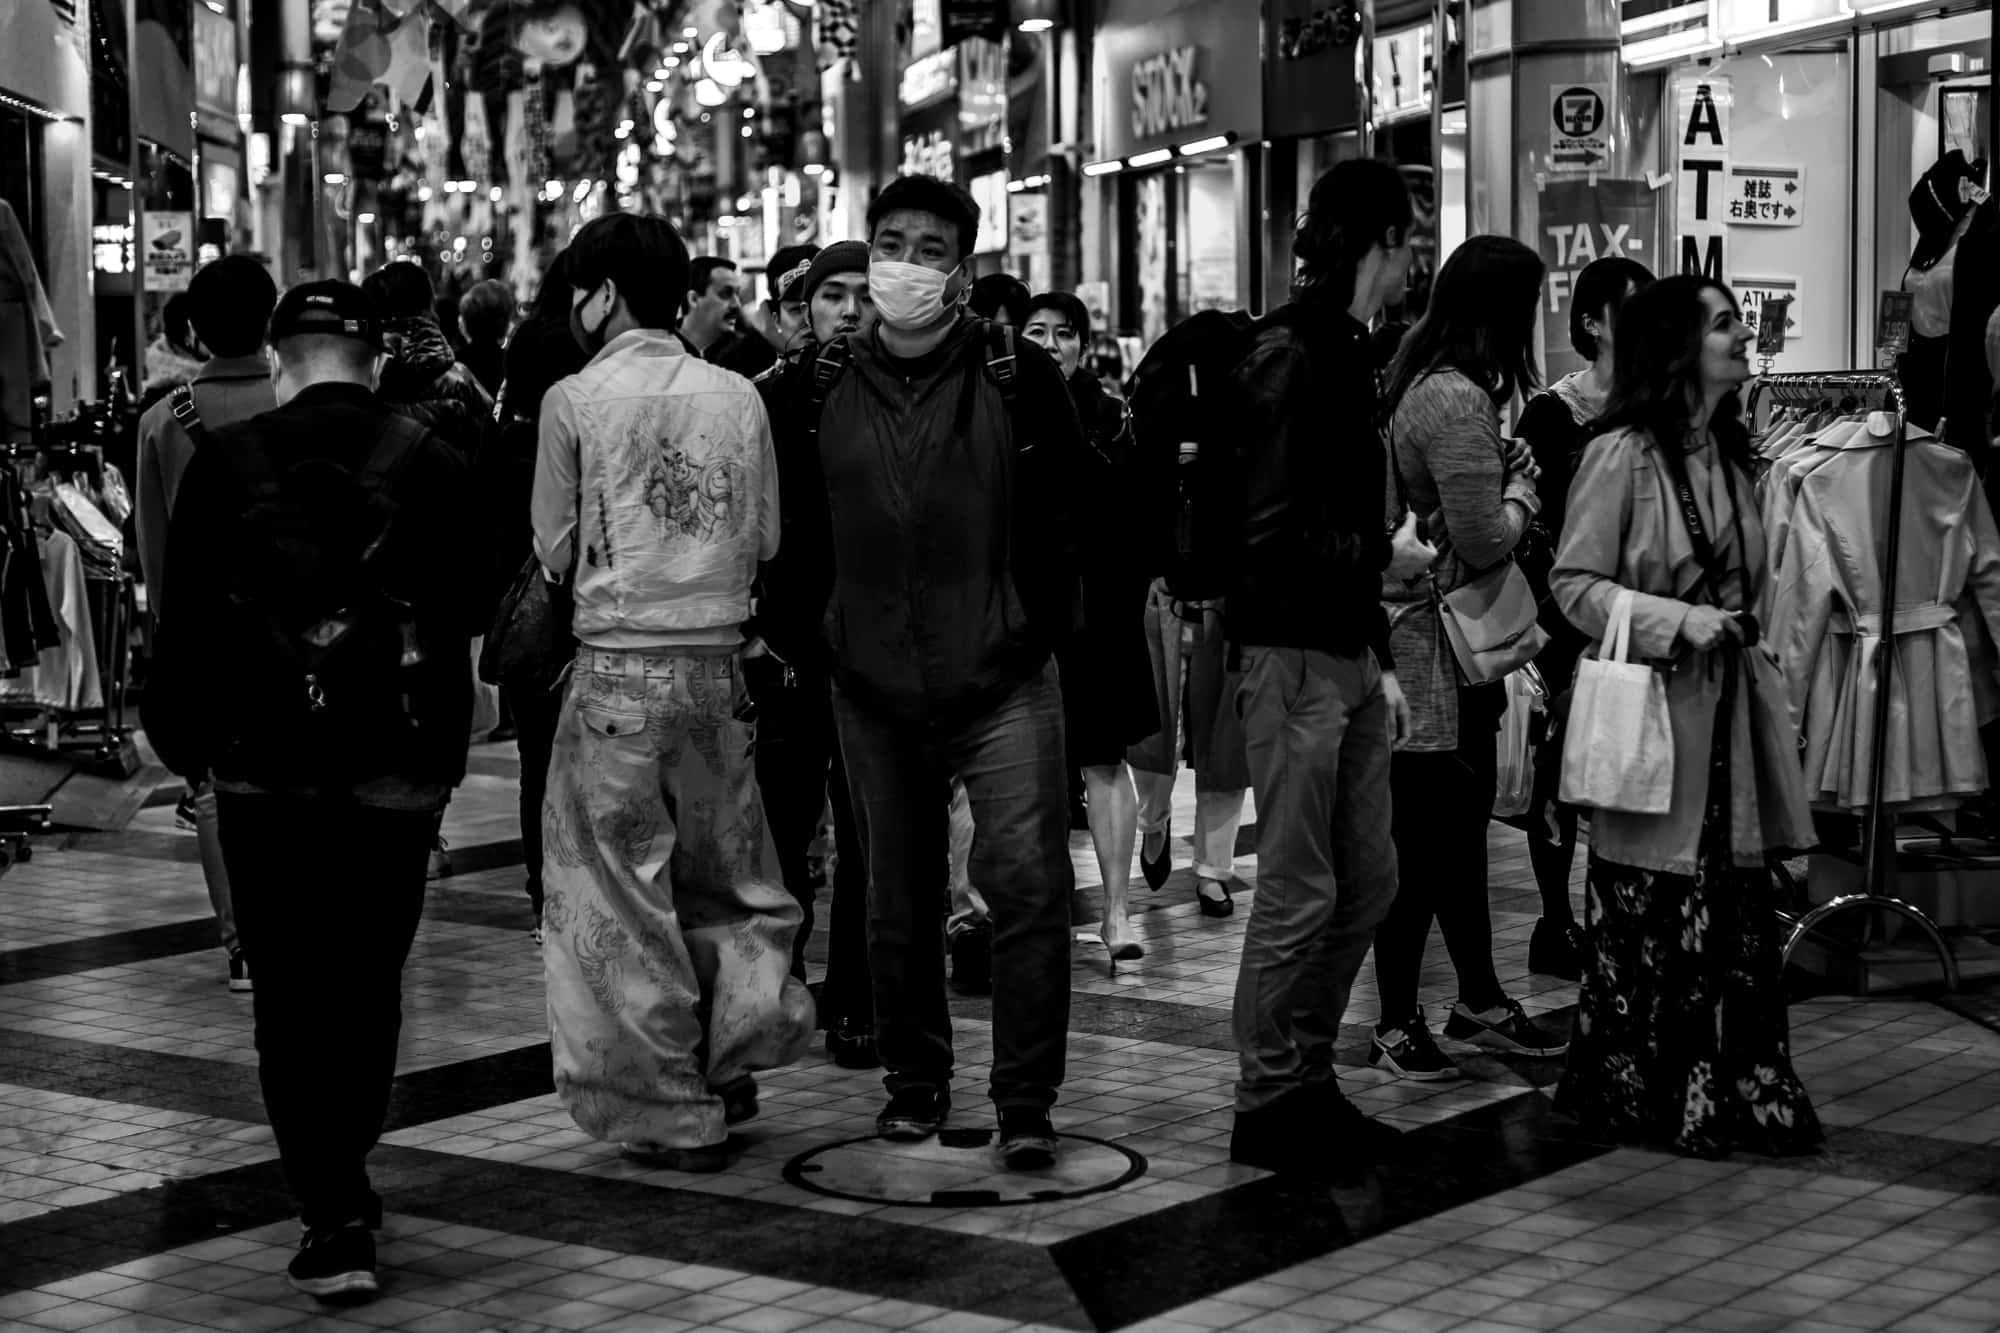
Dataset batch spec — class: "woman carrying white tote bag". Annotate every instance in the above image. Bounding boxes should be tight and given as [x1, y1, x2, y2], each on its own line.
[1558, 588, 1674, 814]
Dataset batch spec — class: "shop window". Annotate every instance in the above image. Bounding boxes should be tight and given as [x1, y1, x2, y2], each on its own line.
[1176, 161, 1238, 322]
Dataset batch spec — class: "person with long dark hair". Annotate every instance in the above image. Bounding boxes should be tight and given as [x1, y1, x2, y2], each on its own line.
[1513, 256, 1655, 979]
[1550, 276, 1820, 1158]
[1372, 235, 1570, 1082]
[488, 253, 590, 940]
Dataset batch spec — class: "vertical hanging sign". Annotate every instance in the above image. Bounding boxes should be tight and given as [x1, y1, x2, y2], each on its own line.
[1675, 75, 1730, 281]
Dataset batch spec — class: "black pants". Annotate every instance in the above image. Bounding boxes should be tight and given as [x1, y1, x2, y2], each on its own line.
[1375, 685, 1507, 1027]
[505, 681, 565, 919]
[219, 792, 434, 1230]
[750, 663, 871, 1023]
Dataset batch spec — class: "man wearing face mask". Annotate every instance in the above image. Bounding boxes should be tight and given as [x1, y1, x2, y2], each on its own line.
[533, 213, 813, 1177]
[788, 175, 1089, 1169]
[746, 239, 878, 1069]
[143, 279, 482, 1304]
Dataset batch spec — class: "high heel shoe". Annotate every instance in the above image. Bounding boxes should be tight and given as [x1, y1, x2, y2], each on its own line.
[1196, 877, 1235, 918]
[1140, 827, 1172, 890]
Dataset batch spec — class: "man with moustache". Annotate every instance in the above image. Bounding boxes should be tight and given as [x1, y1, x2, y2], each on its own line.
[747, 241, 878, 1068]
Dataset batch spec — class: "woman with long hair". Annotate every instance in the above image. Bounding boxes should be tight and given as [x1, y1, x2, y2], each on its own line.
[1550, 276, 1819, 1157]
[1514, 256, 1655, 979]
[1371, 235, 1570, 1081]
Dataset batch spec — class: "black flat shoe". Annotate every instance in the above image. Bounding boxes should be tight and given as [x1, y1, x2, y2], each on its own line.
[1197, 877, 1234, 918]
[1140, 828, 1172, 890]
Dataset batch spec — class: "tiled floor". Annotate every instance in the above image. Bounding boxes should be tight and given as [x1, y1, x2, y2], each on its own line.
[1, 743, 1997, 1332]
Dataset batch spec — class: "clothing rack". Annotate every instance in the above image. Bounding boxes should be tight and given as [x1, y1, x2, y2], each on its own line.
[1748, 370, 1960, 990]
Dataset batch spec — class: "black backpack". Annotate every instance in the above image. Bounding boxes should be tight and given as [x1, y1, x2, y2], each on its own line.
[213, 417, 433, 787]
[1127, 309, 1275, 602]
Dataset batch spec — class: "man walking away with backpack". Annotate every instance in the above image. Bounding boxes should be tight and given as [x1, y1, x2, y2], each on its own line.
[791, 174, 1088, 1169]
[135, 254, 279, 995]
[534, 213, 813, 1175]
[1227, 160, 1438, 1177]
[146, 280, 483, 1302]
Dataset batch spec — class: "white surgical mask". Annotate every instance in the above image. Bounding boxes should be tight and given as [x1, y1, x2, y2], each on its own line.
[868, 260, 958, 331]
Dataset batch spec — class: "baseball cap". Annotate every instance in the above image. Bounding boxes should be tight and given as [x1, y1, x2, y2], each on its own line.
[768, 244, 821, 305]
[268, 279, 383, 348]
[1909, 151, 1978, 273]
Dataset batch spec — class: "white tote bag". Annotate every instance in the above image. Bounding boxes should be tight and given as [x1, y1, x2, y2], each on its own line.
[1559, 589, 1675, 815]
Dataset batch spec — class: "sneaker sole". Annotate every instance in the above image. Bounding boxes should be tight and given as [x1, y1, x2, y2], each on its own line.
[877, 1119, 943, 1142]
[289, 1270, 378, 1300]
[1444, 1022, 1570, 1057]
[1368, 1048, 1463, 1082]
[999, 1137, 1059, 1170]
[228, 979, 253, 994]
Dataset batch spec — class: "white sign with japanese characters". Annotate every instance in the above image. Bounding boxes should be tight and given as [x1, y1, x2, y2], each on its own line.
[1732, 274, 1801, 339]
[1726, 164, 1804, 226]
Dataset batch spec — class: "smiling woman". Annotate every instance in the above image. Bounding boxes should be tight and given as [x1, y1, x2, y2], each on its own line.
[1548, 274, 1821, 1160]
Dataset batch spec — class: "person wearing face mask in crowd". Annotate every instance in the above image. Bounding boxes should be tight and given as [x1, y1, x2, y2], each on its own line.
[782, 175, 1090, 1169]
[532, 213, 814, 1177]
[1019, 291, 1157, 964]
[745, 240, 880, 1069]
[759, 244, 822, 359]
[143, 280, 484, 1303]
[682, 255, 779, 379]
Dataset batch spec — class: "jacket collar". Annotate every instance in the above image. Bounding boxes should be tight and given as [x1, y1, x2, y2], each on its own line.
[285, 381, 379, 408]
[587, 328, 689, 369]
[194, 353, 274, 384]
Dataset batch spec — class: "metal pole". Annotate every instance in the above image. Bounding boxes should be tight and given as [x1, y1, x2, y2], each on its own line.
[1860, 403, 1909, 897]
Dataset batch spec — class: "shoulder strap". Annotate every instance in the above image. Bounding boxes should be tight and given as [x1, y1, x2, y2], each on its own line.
[1658, 440, 1744, 608]
[984, 323, 1017, 405]
[169, 384, 212, 451]
[352, 413, 432, 563]
[805, 338, 853, 444]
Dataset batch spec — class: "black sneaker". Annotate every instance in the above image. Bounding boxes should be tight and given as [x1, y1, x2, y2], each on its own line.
[620, 1140, 732, 1172]
[877, 1086, 950, 1141]
[174, 791, 199, 832]
[997, 1108, 1059, 1171]
[288, 1222, 378, 1302]
[1306, 1081, 1405, 1156]
[1444, 998, 1570, 1057]
[950, 923, 993, 996]
[227, 947, 252, 994]
[1529, 918, 1584, 981]
[826, 1015, 882, 1070]
[715, 1076, 759, 1126]
[1370, 1018, 1461, 1081]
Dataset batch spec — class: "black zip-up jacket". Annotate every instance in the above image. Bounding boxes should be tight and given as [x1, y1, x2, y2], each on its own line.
[772, 319, 1086, 726]
[1228, 296, 1396, 668]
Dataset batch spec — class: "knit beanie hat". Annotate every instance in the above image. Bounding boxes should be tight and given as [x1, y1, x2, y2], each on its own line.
[800, 241, 870, 307]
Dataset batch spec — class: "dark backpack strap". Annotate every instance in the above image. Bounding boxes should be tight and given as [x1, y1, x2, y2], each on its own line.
[805, 338, 853, 444]
[169, 384, 212, 452]
[352, 412, 433, 562]
[985, 323, 1018, 406]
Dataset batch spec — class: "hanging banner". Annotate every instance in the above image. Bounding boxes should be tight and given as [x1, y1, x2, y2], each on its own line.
[1538, 178, 1663, 379]
[143, 211, 196, 292]
[1727, 164, 1805, 227]
[1675, 75, 1730, 280]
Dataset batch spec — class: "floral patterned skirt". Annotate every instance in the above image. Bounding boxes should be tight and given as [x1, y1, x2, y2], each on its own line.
[1556, 687, 1823, 1159]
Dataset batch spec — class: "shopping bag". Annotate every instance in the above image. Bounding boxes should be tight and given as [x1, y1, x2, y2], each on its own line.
[1494, 664, 1548, 819]
[1559, 589, 1675, 814]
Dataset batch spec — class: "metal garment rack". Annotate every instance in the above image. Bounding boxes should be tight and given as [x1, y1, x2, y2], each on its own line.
[1748, 370, 1960, 991]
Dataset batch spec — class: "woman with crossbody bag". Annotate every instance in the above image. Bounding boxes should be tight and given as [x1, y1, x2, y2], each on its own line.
[1371, 236, 1571, 1081]
[1549, 276, 1819, 1158]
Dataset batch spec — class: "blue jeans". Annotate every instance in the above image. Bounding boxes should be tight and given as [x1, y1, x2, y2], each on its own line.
[833, 662, 1074, 1110]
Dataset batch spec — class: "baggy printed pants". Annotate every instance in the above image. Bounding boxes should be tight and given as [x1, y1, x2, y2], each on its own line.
[543, 648, 815, 1151]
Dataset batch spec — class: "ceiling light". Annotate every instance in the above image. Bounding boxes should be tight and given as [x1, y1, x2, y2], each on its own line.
[1128, 148, 1173, 168]
[357, 211, 376, 223]
[1177, 135, 1231, 156]
[280, 111, 309, 126]
[647, 80, 664, 92]
[803, 162, 826, 177]
[323, 172, 346, 184]
[489, 186, 504, 202]
[1082, 160, 1123, 177]
[1018, 18, 1054, 31]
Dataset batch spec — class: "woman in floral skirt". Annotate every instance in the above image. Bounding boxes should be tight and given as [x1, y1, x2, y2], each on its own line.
[1549, 276, 1822, 1158]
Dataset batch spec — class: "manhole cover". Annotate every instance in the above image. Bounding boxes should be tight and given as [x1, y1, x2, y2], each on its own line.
[783, 1131, 1146, 1206]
